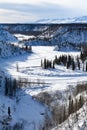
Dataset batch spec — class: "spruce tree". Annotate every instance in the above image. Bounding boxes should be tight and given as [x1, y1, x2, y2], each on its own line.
[53, 61, 55, 69]
[5, 77, 8, 96]
[16, 63, 19, 72]
[13, 78, 17, 96]
[62, 105, 66, 121]
[44, 58, 47, 69]
[86, 62, 87, 71]
[68, 99, 71, 115]
[66, 61, 69, 69]
[77, 60, 80, 70]
[83, 63, 84, 71]
[41, 59, 43, 68]
[55, 55, 57, 64]
[72, 60, 75, 70]
[79, 95, 84, 108]
[8, 106, 11, 117]
[71, 99, 74, 113]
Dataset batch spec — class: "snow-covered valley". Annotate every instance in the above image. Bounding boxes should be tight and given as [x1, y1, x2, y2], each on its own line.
[0, 27, 87, 130]
[0, 46, 87, 92]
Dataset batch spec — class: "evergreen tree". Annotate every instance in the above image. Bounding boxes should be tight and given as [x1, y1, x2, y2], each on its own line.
[75, 98, 78, 111]
[28, 45, 32, 51]
[71, 99, 74, 113]
[8, 106, 11, 117]
[62, 105, 66, 122]
[16, 63, 19, 72]
[53, 61, 55, 69]
[25, 45, 28, 51]
[66, 61, 70, 69]
[79, 95, 84, 108]
[41, 59, 43, 68]
[83, 63, 85, 71]
[59, 113, 62, 124]
[68, 99, 71, 115]
[86, 62, 87, 71]
[44, 58, 47, 69]
[68, 55, 72, 66]
[13, 78, 17, 96]
[72, 60, 75, 70]
[77, 60, 80, 70]
[9, 77, 13, 97]
[54, 55, 58, 64]
[49, 61, 52, 68]
[5, 77, 8, 96]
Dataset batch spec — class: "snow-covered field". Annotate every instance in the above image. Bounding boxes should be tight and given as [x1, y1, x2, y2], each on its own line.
[14, 34, 35, 41]
[0, 46, 87, 93]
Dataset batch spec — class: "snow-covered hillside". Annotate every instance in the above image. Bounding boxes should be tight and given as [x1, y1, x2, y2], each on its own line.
[36, 16, 87, 23]
[0, 29, 18, 43]
[24, 24, 87, 51]
[0, 89, 45, 130]
[52, 102, 87, 130]
[0, 29, 30, 58]
[50, 25, 87, 50]
[1, 23, 87, 51]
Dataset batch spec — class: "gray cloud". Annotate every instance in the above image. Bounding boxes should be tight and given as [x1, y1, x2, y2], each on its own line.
[0, 2, 78, 17]
[0, 2, 87, 22]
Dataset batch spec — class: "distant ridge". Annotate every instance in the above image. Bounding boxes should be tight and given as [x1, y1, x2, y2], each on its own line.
[35, 16, 87, 23]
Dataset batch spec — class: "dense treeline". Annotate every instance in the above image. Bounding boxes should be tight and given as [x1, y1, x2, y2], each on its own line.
[41, 58, 55, 69]
[54, 55, 76, 70]
[41, 53, 87, 71]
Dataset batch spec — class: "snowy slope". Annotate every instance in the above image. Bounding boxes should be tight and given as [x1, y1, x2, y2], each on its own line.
[52, 102, 87, 130]
[1, 23, 87, 51]
[50, 25, 87, 50]
[25, 26, 87, 51]
[0, 29, 18, 43]
[0, 29, 29, 58]
[0, 41, 26, 58]
[0, 91, 45, 130]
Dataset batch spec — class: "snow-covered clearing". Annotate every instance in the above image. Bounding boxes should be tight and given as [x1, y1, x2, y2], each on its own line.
[0, 46, 87, 95]
[14, 34, 35, 41]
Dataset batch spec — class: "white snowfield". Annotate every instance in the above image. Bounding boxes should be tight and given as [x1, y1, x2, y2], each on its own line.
[0, 46, 86, 92]
[36, 16, 87, 23]
[14, 34, 35, 41]
[0, 46, 87, 130]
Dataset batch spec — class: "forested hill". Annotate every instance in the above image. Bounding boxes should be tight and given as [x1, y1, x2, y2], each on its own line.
[1, 23, 87, 50]
[0, 23, 87, 35]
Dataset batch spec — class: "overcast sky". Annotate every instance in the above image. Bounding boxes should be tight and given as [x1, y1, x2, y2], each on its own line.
[0, 0, 87, 23]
